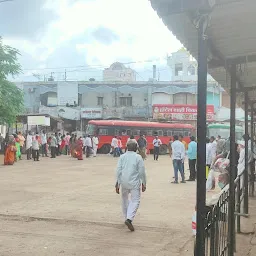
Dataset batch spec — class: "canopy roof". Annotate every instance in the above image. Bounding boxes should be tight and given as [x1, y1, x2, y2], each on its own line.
[150, 0, 256, 109]
[215, 107, 250, 122]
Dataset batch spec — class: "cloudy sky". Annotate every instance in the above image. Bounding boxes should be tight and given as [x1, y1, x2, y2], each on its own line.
[1, 0, 182, 81]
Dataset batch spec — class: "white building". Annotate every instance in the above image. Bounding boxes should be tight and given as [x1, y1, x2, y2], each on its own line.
[167, 48, 215, 82]
[103, 62, 136, 82]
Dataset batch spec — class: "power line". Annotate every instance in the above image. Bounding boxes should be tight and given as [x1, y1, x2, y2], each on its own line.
[22, 57, 167, 71]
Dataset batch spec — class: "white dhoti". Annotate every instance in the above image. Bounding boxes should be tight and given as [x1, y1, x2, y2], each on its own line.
[121, 187, 141, 221]
[93, 145, 98, 157]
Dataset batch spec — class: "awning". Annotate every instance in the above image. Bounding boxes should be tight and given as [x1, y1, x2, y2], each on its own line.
[150, 0, 256, 108]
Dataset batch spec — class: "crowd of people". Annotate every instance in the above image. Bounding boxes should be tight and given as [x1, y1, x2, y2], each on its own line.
[2, 131, 100, 165]
[110, 134, 163, 161]
[114, 133, 254, 231]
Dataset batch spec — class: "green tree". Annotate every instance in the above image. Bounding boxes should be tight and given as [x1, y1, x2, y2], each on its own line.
[0, 37, 24, 125]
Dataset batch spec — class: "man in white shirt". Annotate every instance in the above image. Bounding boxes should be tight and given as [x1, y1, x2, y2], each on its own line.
[85, 135, 92, 158]
[32, 135, 40, 161]
[26, 131, 33, 160]
[153, 135, 162, 161]
[171, 135, 186, 184]
[206, 137, 213, 167]
[92, 135, 99, 157]
[111, 136, 119, 157]
[41, 130, 48, 157]
[115, 140, 146, 231]
[210, 136, 217, 163]
[206, 137, 213, 180]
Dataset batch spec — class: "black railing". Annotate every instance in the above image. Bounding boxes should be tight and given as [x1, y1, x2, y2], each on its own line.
[202, 168, 248, 255]
[205, 190, 229, 256]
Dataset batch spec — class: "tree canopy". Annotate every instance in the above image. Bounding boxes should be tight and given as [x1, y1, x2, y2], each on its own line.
[0, 37, 24, 125]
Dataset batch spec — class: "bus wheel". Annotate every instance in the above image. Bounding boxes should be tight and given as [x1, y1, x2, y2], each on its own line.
[100, 144, 111, 154]
[160, 144, 168, 155]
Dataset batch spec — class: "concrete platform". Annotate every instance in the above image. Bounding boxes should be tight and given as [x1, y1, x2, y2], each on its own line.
[0, 154, 196, 256]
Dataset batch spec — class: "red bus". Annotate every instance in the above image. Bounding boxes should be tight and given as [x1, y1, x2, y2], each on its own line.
[86, 120, 195, 155]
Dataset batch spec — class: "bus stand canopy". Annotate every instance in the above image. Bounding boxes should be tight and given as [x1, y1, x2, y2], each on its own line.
[150, 0, 256, 255]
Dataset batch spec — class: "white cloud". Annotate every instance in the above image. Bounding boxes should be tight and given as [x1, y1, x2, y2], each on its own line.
[4, 0, 182, 81]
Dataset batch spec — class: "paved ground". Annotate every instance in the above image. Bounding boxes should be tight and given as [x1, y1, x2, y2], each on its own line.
[0, 154, 196, 256]
[235, 197, 256, 255]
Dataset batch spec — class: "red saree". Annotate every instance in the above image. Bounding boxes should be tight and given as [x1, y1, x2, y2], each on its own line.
[4, 145, 16, 165]
[75, 140, 83, 160]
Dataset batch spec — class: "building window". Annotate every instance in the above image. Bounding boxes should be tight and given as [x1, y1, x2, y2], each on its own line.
[188, 65, 196, 75]
[120, 97, 132, 107]
[175, 63, 183, 76]
[173, 93, 187, 104]
[97, 97, 103, 106]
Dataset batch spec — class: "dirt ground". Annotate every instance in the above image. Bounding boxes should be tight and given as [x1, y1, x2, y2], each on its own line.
[0, 154, 196, 256]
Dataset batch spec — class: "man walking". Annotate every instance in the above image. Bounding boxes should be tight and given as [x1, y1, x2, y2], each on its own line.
[26, 131, 33, 160]
[32, 135, 40, 161]
[187, 136, 197, 181]
[216, 135, 226, 155]
[111, 136, 119, 157]
[115, 140, 146, 232]
[171, 135, 186, 184]
[137, 134, 147, 160]
[41, 130, 48, 157]
[210, 136, 217, 162]
[50, 133, 57, 158]
[84, 135, 92, 158]
[153, 135, 162, 161]
[92, 134, 99, 157]
[179, 135, 187, 174]
[65, 133, 71, 155]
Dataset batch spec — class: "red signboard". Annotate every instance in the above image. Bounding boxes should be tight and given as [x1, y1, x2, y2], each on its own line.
[153, 104, 215, 121]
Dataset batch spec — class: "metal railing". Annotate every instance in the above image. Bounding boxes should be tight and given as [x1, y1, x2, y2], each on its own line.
[205, 189, 229, 256]
[203, 168, 248, 256]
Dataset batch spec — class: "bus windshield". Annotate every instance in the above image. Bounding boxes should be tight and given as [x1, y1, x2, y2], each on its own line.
[208, 128, 230, 139]
[207, 125, 243, 140]
[86, 124, 96, 135]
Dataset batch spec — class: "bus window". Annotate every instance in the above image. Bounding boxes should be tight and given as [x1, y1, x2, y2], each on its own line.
[115, 129, 120, 136]
[133, 130, 140, 136]
[184, 130, 189, 137]
[127, 130, 131, 136]
[140, 129, 147, 136]
[167, 130, 172, 136]
[147, 130, 153, 136]
[158, 130, 163, 136]
[172, 130, 180, 136]
[121, 129, 127, 135]
[178, 131, 184, 136]
[163, 130, 168, 136]
[99, 128, 108, 135]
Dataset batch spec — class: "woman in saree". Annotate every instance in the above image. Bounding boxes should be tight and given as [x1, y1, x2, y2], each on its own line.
[75, 137, 83, 160]
[15, 136, 21, 161]
[60, 135, 66, 155]
[71, 135, 77, 158]
[4, 140, 17, 165]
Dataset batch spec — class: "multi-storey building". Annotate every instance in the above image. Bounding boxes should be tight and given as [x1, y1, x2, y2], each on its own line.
[16, 80, 222, 131]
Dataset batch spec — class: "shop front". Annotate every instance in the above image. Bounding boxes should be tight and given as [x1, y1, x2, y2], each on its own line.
[153, 104, 215, 126]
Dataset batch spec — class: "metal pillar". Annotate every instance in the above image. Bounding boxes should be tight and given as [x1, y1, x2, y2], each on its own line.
[228, 63, 236, 256]
[250, 104, 255, 197]
[195, 16, 208, 256]
[244, 92, 249, 214]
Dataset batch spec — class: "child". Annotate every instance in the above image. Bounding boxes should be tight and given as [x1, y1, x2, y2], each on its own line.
[32, 135, 40, 161]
